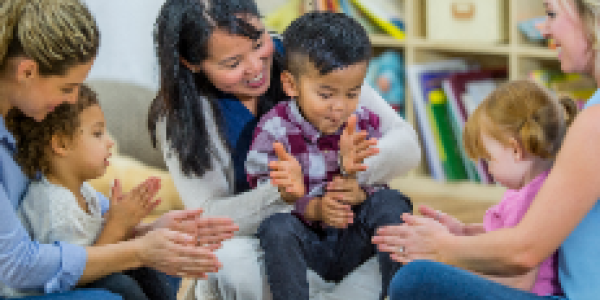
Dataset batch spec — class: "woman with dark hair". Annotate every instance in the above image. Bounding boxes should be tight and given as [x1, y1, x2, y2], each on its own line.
[149, 0, 420, 299]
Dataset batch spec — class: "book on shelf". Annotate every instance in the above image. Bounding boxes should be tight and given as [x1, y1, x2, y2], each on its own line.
[265, 0, 394, 35]
[339, 0, 382, 34]
[407, 59, 470, 182]
[349, 0, 405, 39]
[427, 89, 469, 181]
[442, 79, 479, 182]
[442, 69, 507, 184]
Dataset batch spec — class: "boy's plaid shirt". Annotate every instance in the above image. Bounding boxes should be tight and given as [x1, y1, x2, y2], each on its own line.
[246, 100, 384, 224]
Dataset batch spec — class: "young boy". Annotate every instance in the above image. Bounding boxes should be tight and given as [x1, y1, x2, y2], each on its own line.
[245, 12, 413, 300]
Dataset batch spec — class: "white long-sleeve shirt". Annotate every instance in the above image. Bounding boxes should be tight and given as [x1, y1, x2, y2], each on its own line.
[157, 84, 420, 236]
[1, 178, 105, 297]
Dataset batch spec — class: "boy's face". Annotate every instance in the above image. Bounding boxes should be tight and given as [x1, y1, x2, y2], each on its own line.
[282, 61, 367, 134]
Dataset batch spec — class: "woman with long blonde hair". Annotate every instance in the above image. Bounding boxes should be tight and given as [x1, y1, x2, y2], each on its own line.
[374, 1, 600, 299]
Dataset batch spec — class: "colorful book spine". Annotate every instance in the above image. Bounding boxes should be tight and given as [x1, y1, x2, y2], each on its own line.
[349, 0, 405, 39]
[428, 90, 469, 181]
[442, 79, 480, 182]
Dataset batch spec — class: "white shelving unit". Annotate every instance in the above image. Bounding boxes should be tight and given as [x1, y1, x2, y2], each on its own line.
[372, 0, 557, 202]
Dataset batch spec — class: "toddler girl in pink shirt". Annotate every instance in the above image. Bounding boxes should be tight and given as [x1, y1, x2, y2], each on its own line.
[426, 80, 577, 296]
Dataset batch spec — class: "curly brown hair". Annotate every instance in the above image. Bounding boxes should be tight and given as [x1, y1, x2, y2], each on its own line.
[6, 84, 99, 178]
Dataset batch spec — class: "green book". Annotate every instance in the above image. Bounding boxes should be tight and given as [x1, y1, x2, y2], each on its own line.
[427, 90, 469, 181]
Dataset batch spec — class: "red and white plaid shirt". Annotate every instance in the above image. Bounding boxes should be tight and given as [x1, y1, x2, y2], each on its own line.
[246, 100, 384, 224]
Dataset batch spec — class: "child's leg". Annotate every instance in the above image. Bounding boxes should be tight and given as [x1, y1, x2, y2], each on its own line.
[330, 189, 412, 300]
[257, 213, 333, 300]
[83, 272, 149, 300]
[124, 267, 178, 300]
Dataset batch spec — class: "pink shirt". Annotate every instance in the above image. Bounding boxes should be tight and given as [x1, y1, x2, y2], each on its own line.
[484, 170, 561, 296]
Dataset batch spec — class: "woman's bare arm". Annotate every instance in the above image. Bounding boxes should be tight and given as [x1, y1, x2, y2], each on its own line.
[440, 106, 600, 274]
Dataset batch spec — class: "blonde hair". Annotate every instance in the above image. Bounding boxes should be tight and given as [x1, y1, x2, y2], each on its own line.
[556, 0, 600, 75]
[0, 0, 99, 76]
[464, 80, 578, 161]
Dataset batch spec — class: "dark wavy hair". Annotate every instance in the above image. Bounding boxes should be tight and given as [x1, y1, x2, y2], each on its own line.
[283, 12, 371, 78]
[6, 84, 99, 178]
[148, 0, 285, 177]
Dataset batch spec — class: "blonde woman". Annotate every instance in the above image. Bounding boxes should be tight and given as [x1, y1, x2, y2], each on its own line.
[0, 1, 236, 299]
[374, 1, 600, 299]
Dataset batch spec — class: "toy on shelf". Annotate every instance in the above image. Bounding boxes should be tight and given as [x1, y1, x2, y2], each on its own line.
[366, 51, 405, 116]
[518, 17, 546, 42]
[518, 16, 559, 49]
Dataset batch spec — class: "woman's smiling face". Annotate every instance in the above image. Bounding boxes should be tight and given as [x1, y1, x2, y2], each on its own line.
[199, 16, 274, 102]
[541, 0, 595, 75]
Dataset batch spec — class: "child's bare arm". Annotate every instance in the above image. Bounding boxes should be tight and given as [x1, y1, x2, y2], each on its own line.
[95, 178, 161, 245]
[418, 205, 486, 236]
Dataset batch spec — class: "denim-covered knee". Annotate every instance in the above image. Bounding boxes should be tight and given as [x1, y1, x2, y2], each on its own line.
[257, 213, 302, 242]
[86, 273, 147, 300]
[75, 289, 124, 300]
[368, 189, 413, 217]
[389, 260, 450, 299]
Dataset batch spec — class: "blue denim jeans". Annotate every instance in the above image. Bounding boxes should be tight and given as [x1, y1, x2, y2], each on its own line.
[84, 267, 177, 300]
[389, 260, 566, 300]
[4, 270, 179, 300]
[7, 290, 122, 300]
[258, 189, 413, 300]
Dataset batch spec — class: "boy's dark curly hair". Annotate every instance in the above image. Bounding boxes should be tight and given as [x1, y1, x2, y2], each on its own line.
[5, 84, 99, 179]
[283, 12, 372, 78]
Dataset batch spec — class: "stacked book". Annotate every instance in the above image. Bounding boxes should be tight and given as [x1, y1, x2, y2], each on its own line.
[408, 60, 596, 183]
[264, 0, 405, 39]
[407, 59, 507, 183]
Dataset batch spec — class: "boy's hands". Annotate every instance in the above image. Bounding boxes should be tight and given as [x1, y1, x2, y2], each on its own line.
[326, 175, 367, 206]
[339, 115, 379, 177]
[316, 194, 354, 228]
[269, 142, 305, 203]
[107, 177, 162, 233]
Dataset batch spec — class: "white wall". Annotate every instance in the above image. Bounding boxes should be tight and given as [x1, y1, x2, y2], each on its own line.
[257, 0, 290, 15]
[83, 0, 165, 91]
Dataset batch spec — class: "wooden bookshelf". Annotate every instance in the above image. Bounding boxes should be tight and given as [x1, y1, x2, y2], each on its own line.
[369, 0, 558, 201]
[259, 0, 559, 202]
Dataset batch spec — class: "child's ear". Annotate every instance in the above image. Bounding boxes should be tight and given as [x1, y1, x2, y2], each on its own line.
[50, 135, 70, 157]
[281, 71, 299, 98]
[508, 137, 525, 161]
